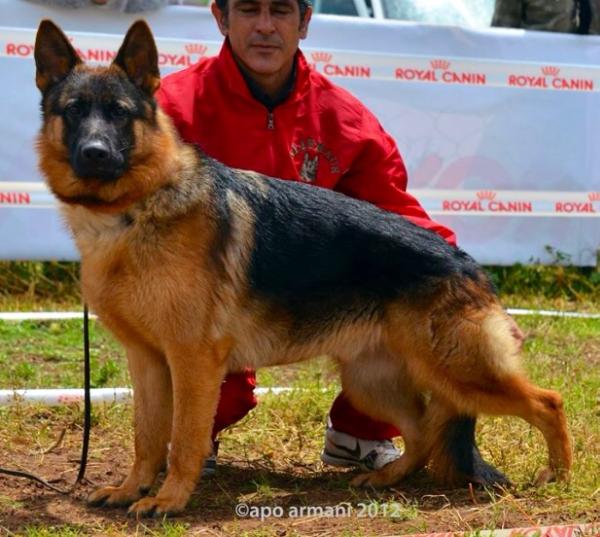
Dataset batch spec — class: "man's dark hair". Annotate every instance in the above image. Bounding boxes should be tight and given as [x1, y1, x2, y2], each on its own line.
[214, 0, 312, 20]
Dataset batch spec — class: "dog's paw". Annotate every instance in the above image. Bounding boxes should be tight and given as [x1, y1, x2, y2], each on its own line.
[468, 454, 512, 488]
[127, 495, 186, 518]
[533, 466, 569, 487]
[533, 466, 556, 486]
[88, 485, 143, 508]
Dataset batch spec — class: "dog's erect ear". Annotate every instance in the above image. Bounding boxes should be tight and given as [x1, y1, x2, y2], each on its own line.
[112, 20, 160, 95]
[34, 19, 81, 93]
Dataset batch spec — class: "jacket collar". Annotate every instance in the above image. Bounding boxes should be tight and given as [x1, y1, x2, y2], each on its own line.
[214, 39, 311, 108]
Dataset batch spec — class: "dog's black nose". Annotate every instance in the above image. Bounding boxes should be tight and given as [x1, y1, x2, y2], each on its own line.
[81, 141, 110, 163]
[73, 139, 124, 181]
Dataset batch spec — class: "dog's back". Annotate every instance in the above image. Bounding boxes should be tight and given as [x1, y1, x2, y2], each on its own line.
[210, 158, 491, 318]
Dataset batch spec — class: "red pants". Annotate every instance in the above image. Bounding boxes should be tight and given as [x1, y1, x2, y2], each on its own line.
[213, 370, 401, 441]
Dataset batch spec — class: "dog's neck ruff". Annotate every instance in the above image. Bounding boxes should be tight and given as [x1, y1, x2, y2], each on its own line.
[63, 146, 209, 244]
[127, 147, 210, 224]
[56, 191, 136, 213]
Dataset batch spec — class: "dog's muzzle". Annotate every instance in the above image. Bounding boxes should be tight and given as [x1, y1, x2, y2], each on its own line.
[74, 139, 124, 181]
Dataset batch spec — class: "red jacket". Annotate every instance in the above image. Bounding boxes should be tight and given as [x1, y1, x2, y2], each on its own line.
[156, 41, 456, 244]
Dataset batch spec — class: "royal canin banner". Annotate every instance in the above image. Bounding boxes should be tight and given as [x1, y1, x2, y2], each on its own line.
[1, 2, 599, 265]
[4, 183, 599, 218]
[2, 27, 599, 93]
[406, 523, 597, 537]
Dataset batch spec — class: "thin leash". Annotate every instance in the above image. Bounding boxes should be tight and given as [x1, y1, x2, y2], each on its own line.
[0, 304, 92, 494]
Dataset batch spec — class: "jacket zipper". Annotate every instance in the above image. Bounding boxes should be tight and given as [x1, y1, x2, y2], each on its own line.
[267, 111, 275, 130]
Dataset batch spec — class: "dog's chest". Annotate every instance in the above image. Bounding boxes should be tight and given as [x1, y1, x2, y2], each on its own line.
[67, 209, 155, 337]
[64, 206, 131, 257]
[81, 255, 180, 351]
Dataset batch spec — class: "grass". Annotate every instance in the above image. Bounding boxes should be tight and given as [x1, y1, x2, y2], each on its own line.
[10, 521, 191, 537]
[0, 308, 598, 535]
[0, 319, 126, 389]
[0, 262, 599, 535]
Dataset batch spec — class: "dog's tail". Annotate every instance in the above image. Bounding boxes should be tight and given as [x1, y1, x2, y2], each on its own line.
[429, 414, 510, 486]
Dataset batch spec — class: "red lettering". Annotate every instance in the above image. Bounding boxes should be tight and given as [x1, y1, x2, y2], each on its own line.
[175, 55, 191, 67]
[442, 200, 484, 211]
[324, 64, 370, 78]
[508, 75, 547, 88]
[555, 202, 596, 213]
[0, 193, 30, 205]
[395, 68, 437, 81]
[158, 53, 192, 67]
[158, 53, 171, 65]
[6, 43, 34, 57]
[442, 72, 486, 85]
[552, 78, 594, 91]
[87, 48, 101, 62]
[488, 201, 532, 212]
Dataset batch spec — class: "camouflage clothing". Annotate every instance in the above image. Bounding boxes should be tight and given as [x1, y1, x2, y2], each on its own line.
[492, 0, 578, 32]
[587, 0, 600, 33]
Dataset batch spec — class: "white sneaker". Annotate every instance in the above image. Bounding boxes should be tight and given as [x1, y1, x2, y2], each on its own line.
[320, 424, 401, 472]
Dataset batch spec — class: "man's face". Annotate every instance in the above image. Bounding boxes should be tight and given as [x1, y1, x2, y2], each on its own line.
[212, 0, 311, 89]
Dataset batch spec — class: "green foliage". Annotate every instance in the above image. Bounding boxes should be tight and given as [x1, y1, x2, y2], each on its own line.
[93, 359, 121, 388]
[2, 254, 599, 305]
[0, 261, 80, 301]
[486, 247, 599, 300]
[12, 362, 36, 382]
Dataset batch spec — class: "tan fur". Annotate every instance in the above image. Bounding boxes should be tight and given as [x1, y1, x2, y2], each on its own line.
[35, 19, 572, 517]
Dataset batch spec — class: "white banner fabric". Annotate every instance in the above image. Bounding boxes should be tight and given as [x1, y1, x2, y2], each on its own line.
[1, 2, 599, 265]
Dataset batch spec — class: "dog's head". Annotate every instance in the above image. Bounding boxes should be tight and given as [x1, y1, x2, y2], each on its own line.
[35, 20, 175, 212]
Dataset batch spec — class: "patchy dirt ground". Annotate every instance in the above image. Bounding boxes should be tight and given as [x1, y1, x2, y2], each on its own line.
[1, 437, 597, 536]
[1, 316, 598, 535]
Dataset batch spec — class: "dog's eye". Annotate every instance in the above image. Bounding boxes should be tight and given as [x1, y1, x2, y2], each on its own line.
[64, 103, 82, 120]
[110, 105, 129, 120]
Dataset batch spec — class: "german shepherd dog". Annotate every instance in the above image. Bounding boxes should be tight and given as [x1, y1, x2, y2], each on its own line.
[34, 20, 572, 516]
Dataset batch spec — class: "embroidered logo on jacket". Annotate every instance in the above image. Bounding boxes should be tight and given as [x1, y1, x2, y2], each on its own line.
[290, 138, 341, 183]
[300, 153, 319, 182]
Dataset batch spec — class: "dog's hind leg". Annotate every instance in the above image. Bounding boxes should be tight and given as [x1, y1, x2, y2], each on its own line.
[336, 353, 429, 488]
[447, 313, 571, 485]
[474, 376, 571, 485]
[403, 304, 572, 486]
[425, 399, 510, 487]
[89, 343, 172, 508]
[432, 377, 571, 486]
[527, 386, 572, 485]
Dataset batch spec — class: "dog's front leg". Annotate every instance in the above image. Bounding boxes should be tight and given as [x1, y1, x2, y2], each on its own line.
[127, 338, 230, 517]
[89, 344, 172, 508]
